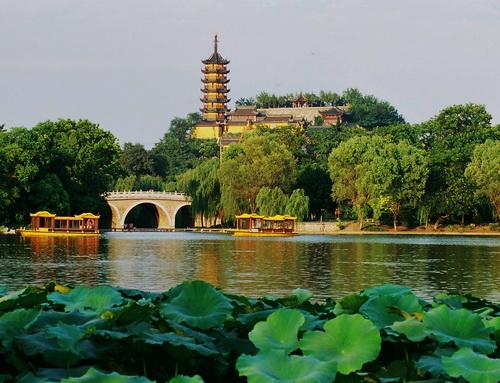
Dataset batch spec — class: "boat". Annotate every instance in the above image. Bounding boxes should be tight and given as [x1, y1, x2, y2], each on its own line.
[233, 213, 297, 237]
[18, 211, 100, 237]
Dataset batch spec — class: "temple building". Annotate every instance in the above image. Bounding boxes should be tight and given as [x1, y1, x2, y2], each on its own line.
[192, 35, 346, 141]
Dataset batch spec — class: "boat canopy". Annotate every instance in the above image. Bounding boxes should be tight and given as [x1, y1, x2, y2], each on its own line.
[30, 211, 56, 218]
[235, 213, 264, 219]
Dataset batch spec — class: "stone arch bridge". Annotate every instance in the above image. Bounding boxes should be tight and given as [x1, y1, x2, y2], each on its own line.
[105, 191, 191, 229]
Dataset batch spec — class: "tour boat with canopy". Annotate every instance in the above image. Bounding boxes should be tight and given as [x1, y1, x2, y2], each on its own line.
[18, 211, 100, 237]
[234, 213, 297, 237]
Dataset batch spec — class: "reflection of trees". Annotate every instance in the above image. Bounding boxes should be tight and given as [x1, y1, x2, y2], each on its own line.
[23, 236, 101, 286]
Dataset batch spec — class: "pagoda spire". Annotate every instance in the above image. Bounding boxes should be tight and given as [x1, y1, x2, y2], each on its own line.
[214, 34, 218, 54]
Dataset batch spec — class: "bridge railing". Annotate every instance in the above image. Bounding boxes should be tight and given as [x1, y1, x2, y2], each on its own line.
[104, 190, 191, 201]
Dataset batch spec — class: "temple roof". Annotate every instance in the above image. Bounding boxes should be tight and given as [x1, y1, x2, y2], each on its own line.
[202, 34, 230, 65]
[319, 107, 344, 116]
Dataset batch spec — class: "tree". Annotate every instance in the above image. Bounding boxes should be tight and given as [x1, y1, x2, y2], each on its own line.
[285, 189, 309, 221]
[219, 135, 296, 218]
[120, 143, 153, 177]
[295, 163, 333, 219]
[378, 140, 428, 230]
[421, 104, 498, 227]
[235, 97, 256, 106]
[328, 136, 392, 229]
[168, 113, 201, 142]
[256, 187, 288, 216]
[177, 158, 220, 226]
[465, 140, 500, 220]
[342, 88, 405, 129]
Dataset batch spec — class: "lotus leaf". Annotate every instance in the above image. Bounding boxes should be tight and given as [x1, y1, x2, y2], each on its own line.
[483, 316, 500, 344]
[424, 304, 496, 354]
[0, 286, 5, 297]
[359, 292, 422, 328]
[236, 351, 337, 383]
[0, 308, 40, 348]
[60, 367, 153, 382]
[45, 322, 85, 354]
[248, 309, 304, 354]
[300, 314, 381, 375]
[362, 284, 412, 297]
[433, 293, 467, 309]
[48, 286, 124, 315]
[390, 318, 427, 342]
[168, 375, 204, 383]
[333, 293, 367, 315]
[0, 287, 47, 311]
[291, 288, 313, 305]
[159, 280, 233, 330]
[442, 347, 500, 383]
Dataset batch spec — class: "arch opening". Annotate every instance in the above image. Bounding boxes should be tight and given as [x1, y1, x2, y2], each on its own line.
[124, 203, 159, 229]
[175, 205, 193, 228]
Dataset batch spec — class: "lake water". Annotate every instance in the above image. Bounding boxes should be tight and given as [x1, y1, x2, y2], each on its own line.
[0, 232, 499, 302]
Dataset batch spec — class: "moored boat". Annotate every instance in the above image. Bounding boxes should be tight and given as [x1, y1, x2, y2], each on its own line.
[18, 211, 100, 237]
[233, 213, 297, 237]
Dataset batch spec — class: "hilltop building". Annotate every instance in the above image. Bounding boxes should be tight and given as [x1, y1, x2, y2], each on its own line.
[192, 36, 346, 141]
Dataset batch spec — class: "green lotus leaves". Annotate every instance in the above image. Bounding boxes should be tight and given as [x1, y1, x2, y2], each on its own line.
[390, 318, 427, 342]
[168, 375, 204, 383]
[362, 284, 412, 298]
[0, 308, 40, 348]
[333, 293, 367, 315]
[359, 292, 423, 328]
[248, 309, 304, 354]
[160, 280, 233, 330]
[442, 347, 500, 383]
[48, 286, 124, 315]
[44, 322, 85, 354]
[290, 288, 313, 305]
[236, 351, 337, 383]
[0, 286, 47, 311]
[60, 367, 153, 382]
[424, 304, 496, 354]
[300, 314, 381, 375]
[483, 316, 500, 344]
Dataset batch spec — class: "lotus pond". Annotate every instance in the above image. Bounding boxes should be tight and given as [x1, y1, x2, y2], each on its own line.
[0, 232, 499, 301]
[0, 281, 499, 382]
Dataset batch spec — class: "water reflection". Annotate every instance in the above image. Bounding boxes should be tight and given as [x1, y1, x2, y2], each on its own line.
[0, 233, 498, 302]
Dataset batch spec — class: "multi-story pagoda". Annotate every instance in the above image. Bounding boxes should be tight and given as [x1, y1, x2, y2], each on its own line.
[201, 34, 230, 122]
[193, 35, 230, 139]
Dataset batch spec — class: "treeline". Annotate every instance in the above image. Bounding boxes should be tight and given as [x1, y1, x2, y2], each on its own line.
[176, 103, 499, 229]
[236, 88, 405, 129]
[1, 91, 499, 229]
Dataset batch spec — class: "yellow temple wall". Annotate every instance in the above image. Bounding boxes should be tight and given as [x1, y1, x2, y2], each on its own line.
[193, 125, 219, 139]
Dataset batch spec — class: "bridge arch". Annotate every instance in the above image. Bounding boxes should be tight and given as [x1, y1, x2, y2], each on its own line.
[121, 200, 172, 229]
[104, 191, 191, 230]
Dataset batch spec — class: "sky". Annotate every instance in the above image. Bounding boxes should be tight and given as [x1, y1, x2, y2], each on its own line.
[1, 0, 500, 147]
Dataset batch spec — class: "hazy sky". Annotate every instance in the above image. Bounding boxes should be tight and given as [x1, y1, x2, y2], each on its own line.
[1, 0, 499, 147]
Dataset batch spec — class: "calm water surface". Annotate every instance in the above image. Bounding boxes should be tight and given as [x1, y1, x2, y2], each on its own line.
[0, 233, 499, 301]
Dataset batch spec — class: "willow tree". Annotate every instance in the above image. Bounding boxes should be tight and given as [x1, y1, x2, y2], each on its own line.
[465, 140, 500, 220]
[219, 135, 296, 218]
[177, 158, 220, 227]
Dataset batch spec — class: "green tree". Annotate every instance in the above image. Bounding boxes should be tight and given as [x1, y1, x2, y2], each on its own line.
[422, 104, 498, 227]
[295, 163, 333, 219]
[177, 158, 220, 226]
[120, 143, 153, 177]
[256, 187, 288, 216]
[378, 141, 428, 230]
[285, 189, 309, 221]
[219, 135, 296, 218]
[465, 140, 500, 220]
[342, 88, 405, 129]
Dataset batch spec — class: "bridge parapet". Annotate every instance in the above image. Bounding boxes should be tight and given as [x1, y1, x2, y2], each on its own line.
[106, 191, 191, 201]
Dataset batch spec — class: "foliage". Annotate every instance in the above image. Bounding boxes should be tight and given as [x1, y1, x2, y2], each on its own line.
[284, 189, 309, 221]
[0, 282, 497, 382]
[341, 88, 405, 129]
[255, 187, 287, 216]
[0, 119, 122, 226]
[465, 139, 500, 219]
[219, 135, 296, 217]
[119, 143, 153, 177]
[177, 159, 220, 226]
